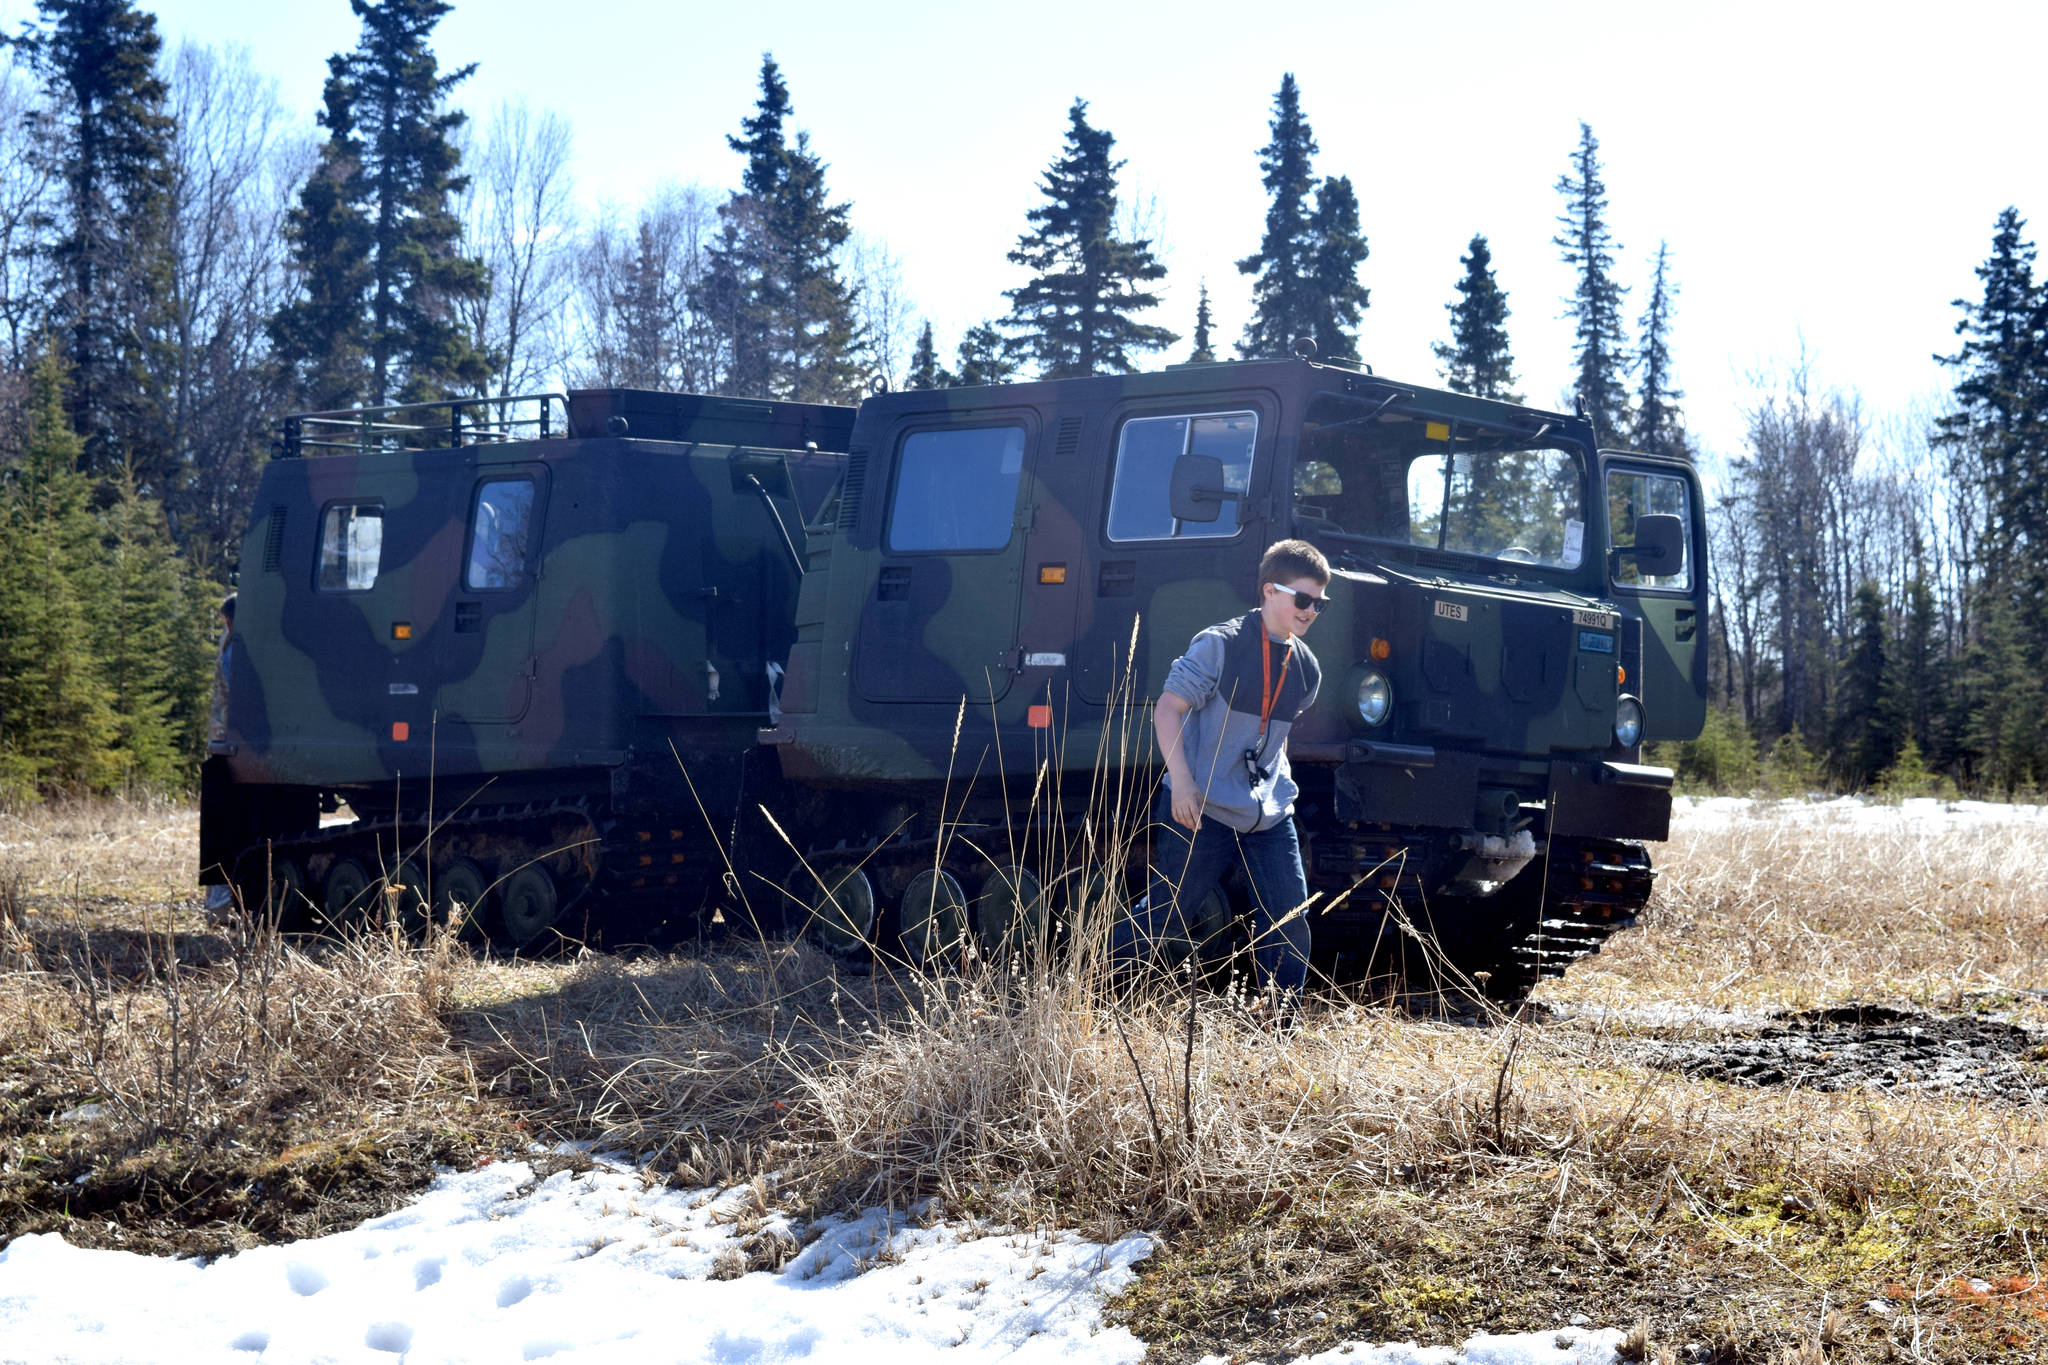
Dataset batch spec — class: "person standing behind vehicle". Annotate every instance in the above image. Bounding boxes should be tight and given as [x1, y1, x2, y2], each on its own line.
[1116, 539, 1330, 1020]
[205, 593, 237, 919]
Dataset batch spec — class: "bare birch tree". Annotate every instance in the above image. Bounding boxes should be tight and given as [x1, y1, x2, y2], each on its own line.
[454, 99, 577, 399]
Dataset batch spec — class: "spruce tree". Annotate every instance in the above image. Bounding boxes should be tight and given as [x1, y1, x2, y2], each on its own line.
[272, 0, 488, 408]
[696, 56, 865, 403]
[1189, 281, 1216, 363]
[0, 341, 117, 797]
[15, 0, 175, 486]
[1553, 121, 1630, 440]
[1432, 233, 1521, 401]
[1003, 99, 1175, 378]
[1936, 207, 2047, 613]
[90, 461, 189, 788]
[1885, 572, 1941, 761]
[1306, 175, 1370, 362]
[1632, 240, 1690, 458]
[1237, 74, 1320, 357]
[1830, 580, 1897, 788]
[950, 322, 1016, 387]
[906, 320, 944, 390]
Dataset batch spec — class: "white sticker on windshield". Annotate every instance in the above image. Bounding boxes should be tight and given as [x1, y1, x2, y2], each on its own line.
[1563, 518, 1585, 563]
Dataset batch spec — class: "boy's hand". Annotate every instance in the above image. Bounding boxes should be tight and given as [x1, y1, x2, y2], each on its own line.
[1167, 773, 1204, 831]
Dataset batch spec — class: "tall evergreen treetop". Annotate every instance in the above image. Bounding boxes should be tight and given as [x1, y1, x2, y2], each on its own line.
[272, 0, 488, 408]
[950, 321, 1016, 387]
[1237, 73, 1320, 357]
[695, 55, 865, 402]
[1632, 240, 1689, 458]
[1433, 233, 1520, 401]
[15, 0, 174, 483]
[1936, 206, 2047, 593]
[1306, 175, 1370, 362]
[1002, 99, 1175, 379]
[906, 320, 943, 390]
[1553, 121, 1630, 439]
[1189, 281, 1216, 363]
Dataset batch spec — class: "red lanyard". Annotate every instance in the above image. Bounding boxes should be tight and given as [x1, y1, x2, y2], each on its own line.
[1257, 634, 1293, 747]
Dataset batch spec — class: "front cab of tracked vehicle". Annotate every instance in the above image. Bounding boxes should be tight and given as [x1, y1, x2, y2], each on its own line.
[763, 357, 1708, 978]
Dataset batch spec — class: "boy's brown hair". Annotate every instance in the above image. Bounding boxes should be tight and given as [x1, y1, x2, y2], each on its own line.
[1257, 538, 1331, 594]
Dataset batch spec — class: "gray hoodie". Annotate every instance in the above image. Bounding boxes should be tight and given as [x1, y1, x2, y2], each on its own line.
[1161, 610, 1322, 833]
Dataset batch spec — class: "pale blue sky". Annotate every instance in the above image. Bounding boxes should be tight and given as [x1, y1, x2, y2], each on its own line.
[10, 0, 2047, 463]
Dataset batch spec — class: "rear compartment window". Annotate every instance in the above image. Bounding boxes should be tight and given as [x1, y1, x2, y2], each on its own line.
[1606, 469, 1692, 590]
[1108, 410, 1257, 542]
[885, 424, 1027, 553]
[466, 478, 538, 590]
[315, 503, 383, 592]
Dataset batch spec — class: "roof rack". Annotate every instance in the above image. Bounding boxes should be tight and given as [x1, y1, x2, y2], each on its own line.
[274, 393, 570, 458]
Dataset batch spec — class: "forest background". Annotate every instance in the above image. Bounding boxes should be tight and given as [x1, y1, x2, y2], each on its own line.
[0, 0, 2044, 804]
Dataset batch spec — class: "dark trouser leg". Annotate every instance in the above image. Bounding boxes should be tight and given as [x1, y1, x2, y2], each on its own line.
[1236, 816, 1312, 1000]
[1112, 790, 1238, 971]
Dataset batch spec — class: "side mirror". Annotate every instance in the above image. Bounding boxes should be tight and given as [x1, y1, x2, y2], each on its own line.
[1631, 513, 1685, 571]
[1169, 453, 1231, 524]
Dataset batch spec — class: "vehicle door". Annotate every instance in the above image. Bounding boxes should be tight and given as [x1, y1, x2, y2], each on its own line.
[1073, 398, 1274, 705]
[1600, 454, 1708, 740]
[852, 411, 1038, 704]
[437, 467, 550, 725]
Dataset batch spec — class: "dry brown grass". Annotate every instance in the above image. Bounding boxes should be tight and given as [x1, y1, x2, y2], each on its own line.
[9, 798, 2048, 1360]
[0, 794, 199, 903]
[1548, 806, 2048, 1015]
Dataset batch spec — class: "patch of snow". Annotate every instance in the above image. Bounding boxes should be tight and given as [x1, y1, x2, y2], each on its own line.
[0, 1152, 1153, 1364]
[1672, 793, 2048, 835]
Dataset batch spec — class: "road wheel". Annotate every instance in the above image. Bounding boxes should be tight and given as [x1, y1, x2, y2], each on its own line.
[806, 864, 875, 958]
[899, 868, 967, 971]
[320, 857, 374, 933]
[974, 865, 1047, 962]
[496, 865, 560, 951]
[434, 858, 491, 939]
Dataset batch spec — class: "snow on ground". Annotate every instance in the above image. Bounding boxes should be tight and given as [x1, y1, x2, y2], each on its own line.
[0, 1150, 1622, 1365]
[1673, 792, 2048, 834]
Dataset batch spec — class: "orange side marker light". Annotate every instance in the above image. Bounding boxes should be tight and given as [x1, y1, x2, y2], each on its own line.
[1369, 637, 1391, 661]
[1617, 665, 1627, 686]
[1038, 564, 1067, 584]
[392, 721, 410, 742]
[1027, 704, 1052, 729]
[392, 622, 412, 640]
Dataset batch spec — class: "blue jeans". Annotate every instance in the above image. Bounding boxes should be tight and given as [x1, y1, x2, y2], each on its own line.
[1113, 789, 1312, 999]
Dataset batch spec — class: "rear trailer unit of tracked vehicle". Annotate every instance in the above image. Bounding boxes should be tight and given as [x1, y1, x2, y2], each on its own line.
[200, 391, 849, 947]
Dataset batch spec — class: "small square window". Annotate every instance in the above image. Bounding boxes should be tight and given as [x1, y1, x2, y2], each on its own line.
[316, 503, 383, 592]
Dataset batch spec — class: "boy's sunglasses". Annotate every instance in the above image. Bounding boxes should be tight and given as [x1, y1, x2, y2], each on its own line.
[1268, 583, 1332, 613]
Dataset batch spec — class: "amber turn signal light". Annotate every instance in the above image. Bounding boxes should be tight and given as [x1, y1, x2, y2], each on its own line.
[1038, 564, 1067, 584]
[1617, 665, 1627, 686]
[1369, 637, 1391, 661]
[392, 622, 412, 640]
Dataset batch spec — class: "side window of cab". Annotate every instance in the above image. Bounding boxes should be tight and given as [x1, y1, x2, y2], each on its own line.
[885, 424, 1027, 553]
[1106, 410, 1258, 541]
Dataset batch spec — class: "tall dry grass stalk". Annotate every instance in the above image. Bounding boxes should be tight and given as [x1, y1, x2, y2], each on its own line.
[1548, 810, 2048, 1011]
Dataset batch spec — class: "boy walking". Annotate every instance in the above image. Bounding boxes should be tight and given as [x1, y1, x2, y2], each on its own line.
[1118, 539, 1330, 1014]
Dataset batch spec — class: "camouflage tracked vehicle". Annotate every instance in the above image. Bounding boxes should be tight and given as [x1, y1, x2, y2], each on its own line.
[204, 357, 1707, 992]
[760, 355, 1708, 995]
[200, 391, 849, 947]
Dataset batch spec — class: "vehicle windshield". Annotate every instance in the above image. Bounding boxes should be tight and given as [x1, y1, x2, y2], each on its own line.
[1293, 396, 1588, 571]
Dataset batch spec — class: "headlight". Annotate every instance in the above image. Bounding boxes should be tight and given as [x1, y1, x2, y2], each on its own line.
[1357, 671, 1392, 726]
[1614, 695, 1644, 749]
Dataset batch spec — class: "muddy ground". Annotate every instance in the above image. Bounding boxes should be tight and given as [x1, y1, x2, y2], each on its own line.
[1629, 1004, 2048, 1105]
